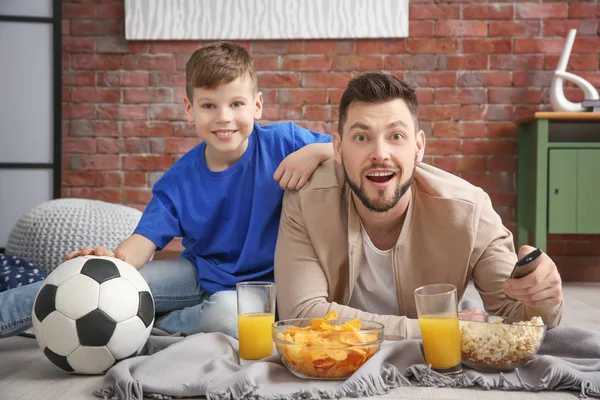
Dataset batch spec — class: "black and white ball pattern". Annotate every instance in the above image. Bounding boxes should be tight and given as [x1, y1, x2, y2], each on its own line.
[32, 256, 154, 374]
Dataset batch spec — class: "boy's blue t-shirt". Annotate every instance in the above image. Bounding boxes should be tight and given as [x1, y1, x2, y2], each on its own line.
[134, 122, 332, 294]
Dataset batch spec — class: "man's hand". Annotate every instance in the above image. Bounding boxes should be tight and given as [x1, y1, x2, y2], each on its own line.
[65, 246, 126, 262]
[274, 143, 333, 190]
[503, 245, 563, 309]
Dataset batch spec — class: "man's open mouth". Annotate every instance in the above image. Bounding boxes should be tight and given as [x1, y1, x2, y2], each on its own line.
[366, 172, 395, 183]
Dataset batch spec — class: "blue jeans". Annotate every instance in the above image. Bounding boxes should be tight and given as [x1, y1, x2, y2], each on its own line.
[0, 258, 239, 339]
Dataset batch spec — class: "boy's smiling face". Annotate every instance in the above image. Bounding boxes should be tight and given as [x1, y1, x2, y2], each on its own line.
[184, 76, 263, 171]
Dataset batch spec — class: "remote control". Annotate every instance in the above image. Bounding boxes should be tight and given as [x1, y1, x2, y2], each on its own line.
[510, 248, 543, 279]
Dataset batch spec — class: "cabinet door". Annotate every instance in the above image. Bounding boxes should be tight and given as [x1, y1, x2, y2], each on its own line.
[548, 150, 578, 233]
[577, 149, 600, 234]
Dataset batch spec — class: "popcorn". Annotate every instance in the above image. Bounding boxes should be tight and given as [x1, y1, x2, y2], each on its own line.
[460, 316, 545, 370]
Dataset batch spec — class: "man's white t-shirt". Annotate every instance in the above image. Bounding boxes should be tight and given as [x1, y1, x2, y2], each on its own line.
[347, 224, 400, 315]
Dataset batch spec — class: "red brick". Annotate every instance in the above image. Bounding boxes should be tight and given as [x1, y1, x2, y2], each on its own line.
[63, 71, 95, 87]
[545, 54, 599, 71]
[416, 89, 434, 105]
[62, 53, 70, 69]
[489, 21, 541, 37]
[419, 105, 461, 121]
[514, 38, 565, 53]
[150, 42, 206, 53]
[461, 172, 515, 192]
[98, 71, 148, 87]
[70, 188, 121, 203]
[488, 156, 517, 172]
[62, 3, 96, 18]
[293, 122, 331, 134]
[63, 87, 71, 102]
[72, 87, 121, 103]
[123, 122, 173, 137]
[62, 172, 95, 187]
[434, 156, 487, 172]
[97, 3, 124, 19]
[95, 37, 148, 54]
[72, 54, 122, 69]
[304, 105, 334, 121]
[71, 20, 122, 36]
[463, 4, 514, 19]
[404, 72, 457, 87]
[282, 56, 331, 71]
[63, 104, 95, 120]
[278, 89, 328, 105]
[62, 20, 70, 35]
[95, 172, 123, 187]
[257, 72, 301, 88]
[172, 123, 197, 137]
[355, 39, 406, 54]
[463, 39, 512, 53]
[425, 139, 461, 155]
[489, 88, 542, 105]
[149, 104, 186, 121]
[513, 71, 553, 87]
[384, 55, 438, 71]
[490, 55, 544, 70]
[302, 72, 351, 88]
[516, 4, 568, 19]
[97, 105, 148, 120]
[123, 155, 174, 171]
[461, 105, 514, 121]
[543, 19, 597, 37]
[439, 55, 488, 70]
[489, 192, 517, 207]
[122, 189, 152, 204]
[410, 4, 460, 19]
[261, 89, 277, 104]
[573, 38, 600, 54]
[305, 40, 355, 54]
[97, 138, 122, 154]
[123, 88, 173, 104]
[124, 172, 147, 187]
[71, 154, 119, 171]
[63, 37, 95, 53]
[569, 3, 600, 18]
[149, 72, 187, 87]
[333, 55, 382, 71]
[435, 88, 486, 104]
[329, 89, 345, 105]
[408, 39, 458, 54]
[123, 138, 150, 153]
[433, 122, 486, 138]
[435, 21, 487, 37]
[253, 55, 280, 71]
[262, 105, 303, 121]
[63, 138, 96, 153]
[488, 123, 518, 138]
[151, 138, 198, 154]
[462, 139, 516, 156]
[516, 106, 545, 122]
[409, 21, 434, 37]
[458, 71, 511, 87]
[124, 54, 175, 71]
[252, 41, 304, 54]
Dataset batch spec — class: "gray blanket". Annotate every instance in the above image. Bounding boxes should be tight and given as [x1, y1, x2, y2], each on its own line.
[95, 326, 600, 400]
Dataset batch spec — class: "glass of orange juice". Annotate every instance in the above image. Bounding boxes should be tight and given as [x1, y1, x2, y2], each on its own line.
[236, 281, 276, 360]
[414, 284, 462, 375]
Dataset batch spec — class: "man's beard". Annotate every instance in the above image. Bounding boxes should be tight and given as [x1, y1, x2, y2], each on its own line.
[343, 159, 416, 213]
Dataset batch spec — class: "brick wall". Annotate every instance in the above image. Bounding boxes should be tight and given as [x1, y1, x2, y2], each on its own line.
[61, 1, 600, 256]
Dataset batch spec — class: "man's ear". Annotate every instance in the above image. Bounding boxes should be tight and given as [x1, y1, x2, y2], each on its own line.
[254, 91, 263, 120]
[333, 132, 343, 165]
[416, 129, 426, 163]
[183, 96, 194, 123]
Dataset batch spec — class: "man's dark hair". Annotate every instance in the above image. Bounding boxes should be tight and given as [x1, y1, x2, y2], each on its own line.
[338, 72, 419, 134]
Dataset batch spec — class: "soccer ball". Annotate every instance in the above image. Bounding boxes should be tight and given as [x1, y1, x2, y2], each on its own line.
[32, 256, 155, 374]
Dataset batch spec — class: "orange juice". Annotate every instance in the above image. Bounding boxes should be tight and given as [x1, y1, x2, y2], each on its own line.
[238, 313, 275, 360]
[418, 315, 461, 369]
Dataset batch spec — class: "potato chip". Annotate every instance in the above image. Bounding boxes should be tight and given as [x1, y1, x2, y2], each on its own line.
[275, 310, 382, 379]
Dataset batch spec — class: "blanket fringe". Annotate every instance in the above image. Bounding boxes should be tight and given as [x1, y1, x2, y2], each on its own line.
[94, 380, 144, 400]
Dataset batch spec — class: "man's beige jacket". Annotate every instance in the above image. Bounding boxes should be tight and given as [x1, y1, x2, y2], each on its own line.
[274, 159, 562, 340]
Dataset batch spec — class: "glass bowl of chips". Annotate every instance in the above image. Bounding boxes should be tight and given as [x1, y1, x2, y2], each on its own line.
[459, 312, 546, 372]
[273, 310, 384, 379]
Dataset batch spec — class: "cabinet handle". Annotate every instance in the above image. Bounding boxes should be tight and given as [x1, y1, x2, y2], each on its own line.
[555, 188, 559, 194]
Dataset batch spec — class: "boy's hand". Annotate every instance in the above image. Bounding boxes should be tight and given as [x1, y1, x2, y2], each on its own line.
[274, 143, 333, 190]
[65, 247, 126, 262]
[503, 245, 563, 309]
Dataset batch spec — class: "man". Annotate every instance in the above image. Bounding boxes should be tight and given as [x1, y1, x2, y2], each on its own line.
[274, 72, 563, 340]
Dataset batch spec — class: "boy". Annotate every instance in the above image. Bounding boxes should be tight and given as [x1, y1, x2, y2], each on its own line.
[0, 42, 332, 339]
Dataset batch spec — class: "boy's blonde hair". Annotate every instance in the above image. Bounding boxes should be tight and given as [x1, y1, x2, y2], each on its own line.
[185, 42, 257, 103]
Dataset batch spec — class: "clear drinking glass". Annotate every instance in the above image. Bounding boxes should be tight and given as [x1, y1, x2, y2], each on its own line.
[236, 281, 276, 360]
[414, 284, 462, 375]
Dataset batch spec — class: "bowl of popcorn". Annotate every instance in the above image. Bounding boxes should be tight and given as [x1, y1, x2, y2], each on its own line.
[273, 310, 383, 379]
[459, 312, 546, 372]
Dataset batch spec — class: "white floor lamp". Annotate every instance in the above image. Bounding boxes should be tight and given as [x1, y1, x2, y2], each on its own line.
[550, 29, 599, 112]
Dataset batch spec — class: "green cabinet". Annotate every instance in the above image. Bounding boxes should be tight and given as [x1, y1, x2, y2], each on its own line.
[517, 113, 600, 251]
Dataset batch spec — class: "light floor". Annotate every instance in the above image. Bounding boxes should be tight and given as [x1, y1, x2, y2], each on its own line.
[1, 283, 599, 400]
